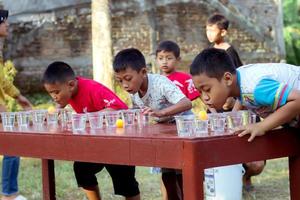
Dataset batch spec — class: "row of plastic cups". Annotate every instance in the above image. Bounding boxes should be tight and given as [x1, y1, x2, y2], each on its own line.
[175, 111, 256, 137]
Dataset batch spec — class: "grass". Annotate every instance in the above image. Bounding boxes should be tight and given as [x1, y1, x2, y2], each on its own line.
[0, 157, 290, 199]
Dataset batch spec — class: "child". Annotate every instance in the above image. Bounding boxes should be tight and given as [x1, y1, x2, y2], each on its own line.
[42, 61, 140, 200]
[0, 10, 32, 200]
[206, 14, 265, 190]
[113, 48, 192, 200]
[206, 13, 243, 111]
[156, 40, 199, 199]
[156, 40, 200, 101]
[190, 48, 300, 189]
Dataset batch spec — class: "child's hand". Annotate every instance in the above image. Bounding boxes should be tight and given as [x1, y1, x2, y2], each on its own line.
[15, 95, 32, 110]
[142, 106, 163, 117]
[235, 122, 267, 142]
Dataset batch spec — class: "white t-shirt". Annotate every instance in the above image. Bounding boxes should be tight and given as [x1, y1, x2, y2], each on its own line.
[131, 73, 186, 111]
[237, 63, 300, 123]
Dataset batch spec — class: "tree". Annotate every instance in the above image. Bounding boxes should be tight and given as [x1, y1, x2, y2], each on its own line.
[92, 0, 114, 90]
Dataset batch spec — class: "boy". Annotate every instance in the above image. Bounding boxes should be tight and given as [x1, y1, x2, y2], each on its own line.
[206, 14, 243, 111]
[113, 48, 192, 200]
[156, 40, 200, 101]
[42, 61, 140, 200]
[206, 14, 265, 189]
[189, 48, 300, 139]
[0, 10, 32, 200]
[156, 40, 199, 199]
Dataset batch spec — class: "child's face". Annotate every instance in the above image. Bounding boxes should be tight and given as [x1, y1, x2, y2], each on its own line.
[156, 51, 179, 75]
[44, 81, 76, 107]
[114, 67, 147, 94]
[192, 73, 232, 109]
[0, 20, 9, 37]
[206, 24, 225, 43]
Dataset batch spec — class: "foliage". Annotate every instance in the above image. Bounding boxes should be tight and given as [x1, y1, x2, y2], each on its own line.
[283, 0, 300, 65]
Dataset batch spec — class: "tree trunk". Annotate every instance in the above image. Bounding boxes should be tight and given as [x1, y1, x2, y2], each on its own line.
[92, 0, 114, 90]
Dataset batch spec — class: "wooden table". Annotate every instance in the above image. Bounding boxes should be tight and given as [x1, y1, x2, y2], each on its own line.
[0, 124, 299, 200]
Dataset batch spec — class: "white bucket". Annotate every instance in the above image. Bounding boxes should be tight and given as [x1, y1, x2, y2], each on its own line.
[204, 164, 245, 200]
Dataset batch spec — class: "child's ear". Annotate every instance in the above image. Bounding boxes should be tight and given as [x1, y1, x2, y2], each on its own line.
[141, 67, 147, 77]
[177, 56, 181, 62]
[221, 29, 227, 37]
[68, 79, 77, 90]
[223, 72, 233, 86]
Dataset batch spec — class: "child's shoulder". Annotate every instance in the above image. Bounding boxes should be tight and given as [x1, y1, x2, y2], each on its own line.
[168, 71, 192, 79]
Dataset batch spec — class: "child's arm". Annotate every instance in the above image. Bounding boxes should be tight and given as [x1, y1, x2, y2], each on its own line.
[238, 89, 300, 142]
[142, 97, 192, 117]
[15, 94, 32, 110]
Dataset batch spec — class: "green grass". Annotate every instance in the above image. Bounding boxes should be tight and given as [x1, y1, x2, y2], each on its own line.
[0, 157, 290, 199]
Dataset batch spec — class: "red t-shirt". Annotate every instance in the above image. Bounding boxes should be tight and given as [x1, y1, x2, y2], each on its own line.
[167, 71, 200, 101]
[69, 77, 128, 113]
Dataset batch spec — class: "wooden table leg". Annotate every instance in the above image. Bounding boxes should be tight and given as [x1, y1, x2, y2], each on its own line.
[42, 159, 56, 200]
[289, 156, 300, 200]
[182, 141, 204, 200]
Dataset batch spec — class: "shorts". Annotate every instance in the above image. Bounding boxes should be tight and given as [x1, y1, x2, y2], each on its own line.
[73, 161, 140, 197]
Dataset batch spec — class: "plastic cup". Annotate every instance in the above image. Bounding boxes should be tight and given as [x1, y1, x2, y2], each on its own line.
[121, 110, 135, 126]
[47, 111, 59, 125]
[175, 115, 194, 137]
[194, 117, 209, 136]
[87, 111, 104, 129]
[32, 110, 47, 126]
[60, 109, 73, 130]
[105, 111, 120, 127]
[209, 114, 226, 134]
[16, 111, 30, 127]
[71, 113, 86, 132]
[226, 113, 243, 130]
[135, 110, 152, 126]
[1, 112, 15, 129]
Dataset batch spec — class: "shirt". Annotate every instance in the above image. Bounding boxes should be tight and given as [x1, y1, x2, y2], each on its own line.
[69, 77, 128, 113]
[167, 71, 200, 101]
[131, 74, 186, 111]
[237, 63, 300, 120]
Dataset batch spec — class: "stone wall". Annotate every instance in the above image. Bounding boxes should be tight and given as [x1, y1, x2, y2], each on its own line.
[3, 0, 284, 93]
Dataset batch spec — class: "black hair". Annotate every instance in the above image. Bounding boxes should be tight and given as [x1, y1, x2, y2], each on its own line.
[0, 10, 8, 24]
[207, 14, 229, 30]
[156, 40, 180, 58]
[113, 48, 146, 73]
[42, 61, 75, 84]
[190, 48, 236, 80]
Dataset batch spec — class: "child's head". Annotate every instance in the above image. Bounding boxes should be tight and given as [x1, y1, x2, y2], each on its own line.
[206, 14, 229, 43]
[0, 10, 9, 37]
[42, 61, 77, 107]
[190, 48, 236, 109]
[113, 48, 147, 94]
[155, 40, 180, 75]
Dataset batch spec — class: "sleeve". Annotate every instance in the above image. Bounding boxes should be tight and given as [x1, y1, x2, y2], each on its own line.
[160, 76, 186, 104]
[92, 86, 128, 110]
[253, 78, 292, 110]
[184, 78, 200, 101]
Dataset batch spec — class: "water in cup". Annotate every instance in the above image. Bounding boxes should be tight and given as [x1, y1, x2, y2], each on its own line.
[87, 111, 104, 129]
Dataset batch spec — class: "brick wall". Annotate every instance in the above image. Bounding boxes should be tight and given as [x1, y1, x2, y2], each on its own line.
[4, 0, 284, 93]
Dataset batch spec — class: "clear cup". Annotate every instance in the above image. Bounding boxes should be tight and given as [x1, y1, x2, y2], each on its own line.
[47, 111, 59, 125]
[121, 110, 136, 126]
[71, 113, 86, 132]
[31, 110, 47, 126]
[105, 111, 120, 127]
[16, 111, 31, 127]
[209, 114, 226, 134]
[194, 117, 209, 136]
[1, 112, 15, 129]
[226, 113, 243, 130]
[135, 110, 152, 126]
[175, 115, 194, 137]
[87, 111, 104, 129]
[60, 109, 73, 130]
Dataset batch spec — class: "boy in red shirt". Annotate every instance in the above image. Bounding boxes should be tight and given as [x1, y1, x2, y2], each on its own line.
[156, 40, 200, 101]
[42, 61, 140, 200]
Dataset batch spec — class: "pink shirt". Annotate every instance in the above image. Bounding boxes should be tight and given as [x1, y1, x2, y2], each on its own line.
[167, 71, 200, 101]
[69, 77, 128, 113]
